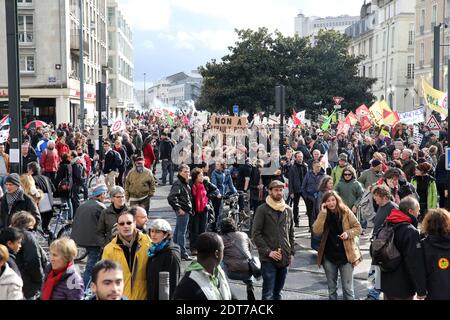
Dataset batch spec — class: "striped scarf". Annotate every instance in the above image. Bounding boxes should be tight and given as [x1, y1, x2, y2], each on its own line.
[6, 188, 23, 214]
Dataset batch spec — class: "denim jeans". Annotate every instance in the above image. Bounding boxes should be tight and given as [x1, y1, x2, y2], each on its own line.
[161, 159, 174, 185]
[322, 257, 355, 300]
[0, 175, 6, 192]
[173, 211, 190, 257]
[83, 246, 102, 289]
[61, 197, 73, 221]
[366, 265, 381, 300]
[261, 261, 288, 300]
[211, 197, 223, 232]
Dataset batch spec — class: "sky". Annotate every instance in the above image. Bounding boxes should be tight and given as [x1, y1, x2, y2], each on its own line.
[118, 0, 364, 90]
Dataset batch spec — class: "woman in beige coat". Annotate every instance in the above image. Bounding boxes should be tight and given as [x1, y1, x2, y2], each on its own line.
[313, 191, 362, 300]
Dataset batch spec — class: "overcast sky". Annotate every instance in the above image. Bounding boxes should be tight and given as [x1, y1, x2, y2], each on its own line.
[118, 0, 364, 89]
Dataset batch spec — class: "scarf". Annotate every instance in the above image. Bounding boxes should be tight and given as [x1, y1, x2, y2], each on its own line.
[118, 231, 137, 248]
[266, 196, 287, 212]
[41, 262, 73, 300]
[192, 182, 208, 213]
[6, 188, 23, 214]
[148, 239, 169, 258]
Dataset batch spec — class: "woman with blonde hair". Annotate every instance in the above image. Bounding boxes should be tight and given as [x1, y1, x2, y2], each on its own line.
[312, 191, 362, 300]
[40, 238, 84, 300]
[20, 174, 43, 207]
[0, 244, 23, 300]
[421, 208, 450, 300]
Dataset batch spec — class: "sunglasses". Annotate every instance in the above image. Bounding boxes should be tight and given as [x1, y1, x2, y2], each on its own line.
[118, 221, 133, 226]
[343, 173, 352, 176]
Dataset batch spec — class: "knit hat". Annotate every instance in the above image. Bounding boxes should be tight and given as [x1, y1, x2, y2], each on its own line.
[416, 162, 432, 174]
[371, 159, 382, 167]
[92, 184, 108, 197]
[5, 173, 21, 187]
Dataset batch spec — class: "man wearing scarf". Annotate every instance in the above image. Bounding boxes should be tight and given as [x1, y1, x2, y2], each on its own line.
[252, 180, 295, 300]
[102, 211, 151, 300]
[0, 173, 40, 230]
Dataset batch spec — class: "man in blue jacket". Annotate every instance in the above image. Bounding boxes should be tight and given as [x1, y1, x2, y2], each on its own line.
[211, 161, 237, 232]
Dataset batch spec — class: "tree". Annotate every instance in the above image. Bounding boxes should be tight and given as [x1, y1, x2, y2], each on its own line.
[197, 28, 376, 116]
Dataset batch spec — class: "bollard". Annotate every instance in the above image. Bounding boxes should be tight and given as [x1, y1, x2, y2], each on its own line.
[159, 271, 170, 300]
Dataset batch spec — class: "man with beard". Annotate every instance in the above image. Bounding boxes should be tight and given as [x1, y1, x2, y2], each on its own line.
[125, 155, 156, 213]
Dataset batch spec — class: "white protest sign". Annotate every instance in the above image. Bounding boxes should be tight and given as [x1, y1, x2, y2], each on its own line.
[398, 108, 425, 125]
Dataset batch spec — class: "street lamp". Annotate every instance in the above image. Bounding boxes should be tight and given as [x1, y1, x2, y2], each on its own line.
[79, 0, 85, 131]
[143, 73, 146, 110]
[384, 20, 394, 103]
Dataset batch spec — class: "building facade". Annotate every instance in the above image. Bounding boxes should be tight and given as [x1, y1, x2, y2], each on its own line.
[107, 0, 134, 120]
[0, 0, 108, 126]
[295, 11, 359, 44]
[414, 0, 450, 110]
[147, 72, 202, 109]
[346, 0, 416, 112]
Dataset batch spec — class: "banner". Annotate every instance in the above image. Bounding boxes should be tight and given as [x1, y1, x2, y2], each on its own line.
[210, 115, 248, 131]
[356, 104, 370, 119]
[0, 115, 10, 144]
[344, 112, 358, 126]
[369, 100, 399, 126]
[360, 116, 372, 132]
[336, 120, 350, 135]
[422, 79, 447, 116]
[398, 108, 425, 125]
[321, 110, 336, 131]
[111, 119, 126, 134]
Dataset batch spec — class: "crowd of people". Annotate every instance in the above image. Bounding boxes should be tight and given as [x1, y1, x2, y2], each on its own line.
[0, 111, 449, 301]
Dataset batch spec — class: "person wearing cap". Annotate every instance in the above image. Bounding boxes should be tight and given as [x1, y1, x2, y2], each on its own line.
[427, 132, 443, 158]
[146, 218, 181, 300]
[252, 180, 295, 300]
[411, 162, 437, 221]
[0, 173, 40, 231]
[331, 153, 348, 186]
[124, 154, 156, 213]
[71, 184, 108, 289]
[358, 159, 384, 190]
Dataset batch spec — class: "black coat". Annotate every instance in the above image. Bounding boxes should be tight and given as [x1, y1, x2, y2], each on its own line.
[15, 230, 47, 299]
[146, 241, 181, 300]
[380, 214, 427, 298]
[421, 235, 450, 300]
[288, 161, 308, 194]
[103, 149, 119, 174]
[159, 139, 174, 161]
[22, 153, 38, 173]
[167, 175, 192, 213]
[54, 161, 72, 198]
[0, 191, 41, 230]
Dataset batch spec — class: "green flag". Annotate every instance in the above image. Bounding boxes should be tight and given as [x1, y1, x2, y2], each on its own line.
[166, 115, 174, 126]
[321, 110, 335, 131]
[331, 112, 337, 123]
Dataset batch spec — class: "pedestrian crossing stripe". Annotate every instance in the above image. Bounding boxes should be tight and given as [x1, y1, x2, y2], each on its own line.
[438, 258, 449, 270]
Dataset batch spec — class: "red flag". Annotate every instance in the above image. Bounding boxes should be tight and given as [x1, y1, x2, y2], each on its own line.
[356, 104, 370, 119]
[360, 116, 373, 132]
[345, 112, 358, 126]
[293, 110, 301, 126]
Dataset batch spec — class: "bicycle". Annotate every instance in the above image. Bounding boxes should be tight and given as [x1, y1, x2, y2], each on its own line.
[88, 160, 105, 189]
[222, 192, 253, 233]
[46, 202, 88, 262]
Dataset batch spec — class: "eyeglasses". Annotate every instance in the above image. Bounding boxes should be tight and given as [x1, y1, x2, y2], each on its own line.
[343, 173, 352, 176]
[118, 221, 133, 226]
[114, 195, 125, 198]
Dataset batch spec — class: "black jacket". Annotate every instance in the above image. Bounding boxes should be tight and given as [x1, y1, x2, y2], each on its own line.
[22, 153, 38, 173]
[7, 250, 21, 277]
[146, 241, 181, 300]
[15, 230, 47, 299]
[103, 149, 119, 174]
[380, 210, 427, 298]
[159, 139, 174, 161]
[288, 161, 308, 194]
[54, 161, 72, 198]
[167, 175, 192, 213]
[0, 191, 41, 230]
[421, 235, 450, 300]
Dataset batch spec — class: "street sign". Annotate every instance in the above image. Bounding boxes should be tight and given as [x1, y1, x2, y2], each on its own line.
[333, 96, 344, 105]
[233, 104, 239, 115]
[446, 148, 450, 170]
[426, 115, 442, 131]
[334, 105, 341, 110]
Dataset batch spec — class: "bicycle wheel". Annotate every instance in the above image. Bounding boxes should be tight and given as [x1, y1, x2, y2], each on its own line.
[57, 225, 88, 261]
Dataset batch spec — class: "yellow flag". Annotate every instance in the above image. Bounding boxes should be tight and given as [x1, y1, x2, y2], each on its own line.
[422, 79, 447, 116]
[369, 101, 384, 125]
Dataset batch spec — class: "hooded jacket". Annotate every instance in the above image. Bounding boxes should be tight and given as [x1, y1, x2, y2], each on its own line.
[102, 232, 151, 300]
[335, 176, 364, 209]
[421, 235, 450, 300]
[0, 264, 23, 300]
[380, 209, 427, 298]
[146, 240, 181, 300]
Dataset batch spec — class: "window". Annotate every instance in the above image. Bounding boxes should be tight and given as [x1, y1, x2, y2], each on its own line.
[432, 5, 437, 27]
[382, 61, 385, 79]
[420, 42, 424, 66]
[383, 31, 386, 51]
[369, 37, 373, 58]
[407, 56, 414, 79]
[408, 24, 414, 45]
[18, 15, 33, 43]
[391, 27, 395, 48]
[368, 66, 373, 78]
[375, 35, 379, 53]
[17, 0, 32, 4]
[390, 58, 394, 80]
[19, 55, 34, 73]
[420, 10, 425, 33]
[375, 64, 378, 79]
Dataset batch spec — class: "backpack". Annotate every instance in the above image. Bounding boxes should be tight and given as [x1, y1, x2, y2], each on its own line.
[72, 160, 86, 184]
[113, 150, 123, 168]
[357, 190, 375, 222]
[370, 221, 407, 272]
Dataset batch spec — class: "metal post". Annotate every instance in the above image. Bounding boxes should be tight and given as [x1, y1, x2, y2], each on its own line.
[434, 25, 441, 91]
[384, 22, 391, 101]
[79, 0, 85, 130]
[96, 82, 106, 160]
[143, 73, 146, 110]
[275, 86, 285, 155]
[5, 0, 22, 174]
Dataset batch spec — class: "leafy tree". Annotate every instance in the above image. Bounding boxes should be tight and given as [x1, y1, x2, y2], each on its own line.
[197, 28, 376, 117]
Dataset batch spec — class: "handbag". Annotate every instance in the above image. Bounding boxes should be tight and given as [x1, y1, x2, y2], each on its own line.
[57, 178, 70, 193]
[39, 193, 52, 213]
[231, 239, 262, 279]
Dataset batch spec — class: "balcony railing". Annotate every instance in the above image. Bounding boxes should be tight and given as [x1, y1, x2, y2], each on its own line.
[19, 32, 33, 43]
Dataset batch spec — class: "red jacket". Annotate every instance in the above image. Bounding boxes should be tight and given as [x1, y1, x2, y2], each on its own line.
[83, 154, 91, 177]
[56, 141, 70, 159]
[143, 143, 156, 169]
[40, 150, 60, 173]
